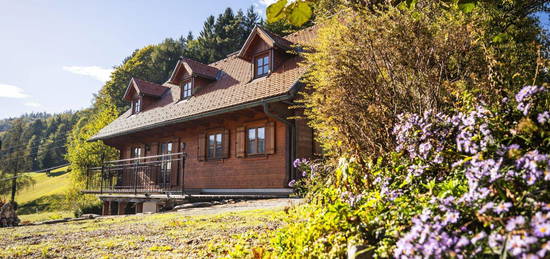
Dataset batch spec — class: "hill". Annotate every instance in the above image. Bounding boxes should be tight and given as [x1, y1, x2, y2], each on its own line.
[12, 166, 74, 222]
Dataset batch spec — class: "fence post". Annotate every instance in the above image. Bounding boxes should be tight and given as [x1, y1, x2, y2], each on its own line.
[180, 154, 185, 196]
[134, 161, 138, 195]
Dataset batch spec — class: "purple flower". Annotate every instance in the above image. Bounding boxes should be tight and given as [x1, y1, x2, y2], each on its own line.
[443, 211, 460, 225]
[494, 202, 512, 214]
[471, 231, 487, 244]
[506, 216, 525, 232]
[488, 232, 504, 249]
[515, 85, 547, 115]
[537, 241, 550, 257]
[507, 234, 537, 256]
[288, 179, 296, 187]
[533, 222, 550, 237]
[537, 111, 549, 124]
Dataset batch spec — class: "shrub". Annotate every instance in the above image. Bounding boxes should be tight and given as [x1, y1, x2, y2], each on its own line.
[272, 85, 549, 257]
[300, 0, 545, 162]
[74, 201, 102, 217]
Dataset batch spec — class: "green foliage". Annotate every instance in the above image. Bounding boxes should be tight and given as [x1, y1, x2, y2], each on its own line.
[259, 0, 550, 258]
[267, 0, 315, 26]
[299, 0, 546, 163]
[73, 199, 102, 217]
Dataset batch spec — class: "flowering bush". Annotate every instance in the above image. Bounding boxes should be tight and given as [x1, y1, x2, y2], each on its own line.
[272, 85, 549, 258]
[391, 85, 549, 258]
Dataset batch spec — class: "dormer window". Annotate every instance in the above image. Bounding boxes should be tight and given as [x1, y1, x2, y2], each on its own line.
[182, 81, 192, 99]
[255, 53, 270, 78]
[133, 99, 141, 114]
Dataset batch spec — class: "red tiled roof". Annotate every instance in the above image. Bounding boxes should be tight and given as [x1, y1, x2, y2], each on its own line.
[123, 78, 168, 100]
[260, 26, 294, 50]
[91, 26, 317, 141]
[181, 58, 220, 79]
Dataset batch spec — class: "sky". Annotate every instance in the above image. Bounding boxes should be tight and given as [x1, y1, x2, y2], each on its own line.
[0, 0, 277, 119]
[0, 1, 546, 120]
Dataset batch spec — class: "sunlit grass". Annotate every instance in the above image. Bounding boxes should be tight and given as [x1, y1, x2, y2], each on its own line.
[0, 207, 287, 258]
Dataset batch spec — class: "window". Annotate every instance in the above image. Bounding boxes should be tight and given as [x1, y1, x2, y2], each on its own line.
[159, 142, 173, 186]
[255, 54, 270, 77]
[131, 147, 142, 158]
[247, 127, 265, 155]
[182, 81, 192, 99]
[207, 133, 223, 159]
[131, 147, 142, 164]
[133, 99, 141, 113]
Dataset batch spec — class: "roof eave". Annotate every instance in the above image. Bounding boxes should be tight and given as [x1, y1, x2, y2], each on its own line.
[88, 81, 304, 142]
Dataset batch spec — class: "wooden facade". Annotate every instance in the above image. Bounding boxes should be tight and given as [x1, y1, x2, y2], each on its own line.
[102, 107, 309, 191]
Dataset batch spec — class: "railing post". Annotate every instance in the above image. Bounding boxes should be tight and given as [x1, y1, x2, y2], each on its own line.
[100, 153, 105, 194]
[100, 166, 104, 195]
[180, 154, 185, 196]
[134, 162, 138, 195]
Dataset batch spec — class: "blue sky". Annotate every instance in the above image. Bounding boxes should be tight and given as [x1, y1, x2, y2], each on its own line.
[0, 0, 276, 119]
[0, 1, 547, 119]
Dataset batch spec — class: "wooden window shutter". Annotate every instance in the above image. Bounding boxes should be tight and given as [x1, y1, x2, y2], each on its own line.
[236, 126, 245, 158]
[197, 133, 206, 161]
[266, 121, 275, 154]
[222, 129, 230, 159]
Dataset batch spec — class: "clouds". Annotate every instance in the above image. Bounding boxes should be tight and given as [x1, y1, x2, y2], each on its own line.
[62, 65, 113, 82]
[258, 0, 277, 5]
[24, 102, 42, 107]
[0, 83, 43, 109]
[0, 83, 29, 99]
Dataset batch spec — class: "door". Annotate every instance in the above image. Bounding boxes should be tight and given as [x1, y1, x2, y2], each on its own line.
[159, 142, 173, 188]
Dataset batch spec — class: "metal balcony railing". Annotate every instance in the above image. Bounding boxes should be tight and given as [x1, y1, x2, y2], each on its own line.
[83, 152, 186, 195]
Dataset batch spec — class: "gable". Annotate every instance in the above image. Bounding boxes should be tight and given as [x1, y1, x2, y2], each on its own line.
[123, 78, 168, 101]
[168, 58, 220, 85]
[237, 26, 293, 61]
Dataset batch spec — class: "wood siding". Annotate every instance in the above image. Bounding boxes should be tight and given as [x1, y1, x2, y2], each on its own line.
[112, 109, 292, 189]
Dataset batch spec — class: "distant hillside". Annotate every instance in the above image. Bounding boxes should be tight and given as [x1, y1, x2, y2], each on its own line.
[0, 112, 52, 133]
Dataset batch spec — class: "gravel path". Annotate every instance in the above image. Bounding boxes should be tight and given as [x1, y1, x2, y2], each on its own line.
[177, 198, 304, 216]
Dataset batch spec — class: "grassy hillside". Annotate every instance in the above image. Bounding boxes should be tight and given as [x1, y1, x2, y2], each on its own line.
[10, 166, 74, 222]
[16, 166, 72, 204]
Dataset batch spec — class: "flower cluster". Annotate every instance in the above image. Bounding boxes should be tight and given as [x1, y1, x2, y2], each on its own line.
[394, 208, 468, 258]
[515, 85, 547, 115]
[393, 111, 452, 163]
[393, 85, 550, 258]
[452, 106, 494, 155]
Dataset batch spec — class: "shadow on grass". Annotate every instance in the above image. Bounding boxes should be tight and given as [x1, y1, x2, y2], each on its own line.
[17, 194, 67, 215]
[45, 170, 68, 177]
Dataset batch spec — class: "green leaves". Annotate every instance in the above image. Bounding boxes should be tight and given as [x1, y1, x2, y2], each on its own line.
[266, 0, 313, 27]
[266, 0, 287, 24]
[288, 2, 312, 27]
[458, 0, 477, 13]
[458, 2, 476, 13]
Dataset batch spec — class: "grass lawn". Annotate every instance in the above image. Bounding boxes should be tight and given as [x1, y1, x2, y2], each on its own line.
[0, 208, 285, 258]
[16, 166, 72, 205]
[5, 166, 75, 222]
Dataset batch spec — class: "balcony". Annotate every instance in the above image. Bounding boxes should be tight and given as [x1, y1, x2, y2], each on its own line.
[83, 152, 187, 195]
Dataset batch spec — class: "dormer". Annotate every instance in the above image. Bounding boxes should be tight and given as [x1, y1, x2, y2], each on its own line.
[168, 57, 220, 100]
[123, 78, 168, 114]
[237, 26, 295, 78]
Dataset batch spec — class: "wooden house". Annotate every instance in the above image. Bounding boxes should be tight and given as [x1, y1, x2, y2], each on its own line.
[86, 26, 319, 215]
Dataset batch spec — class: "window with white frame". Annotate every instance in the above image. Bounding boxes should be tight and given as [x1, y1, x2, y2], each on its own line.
[182, 81, 192, 99]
